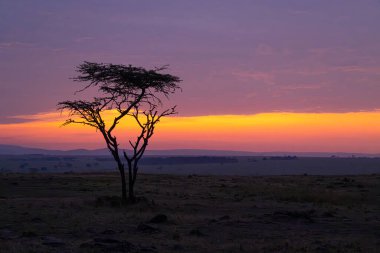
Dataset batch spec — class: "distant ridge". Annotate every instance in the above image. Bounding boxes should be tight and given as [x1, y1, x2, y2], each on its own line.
[0, 144, 378, 157]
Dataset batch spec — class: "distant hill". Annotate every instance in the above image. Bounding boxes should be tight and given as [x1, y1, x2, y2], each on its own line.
[0, 144, 378, 157]
[0, 144, 108, 156]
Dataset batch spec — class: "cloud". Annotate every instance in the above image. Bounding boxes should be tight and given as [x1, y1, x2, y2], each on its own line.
[9, 111, 65, 122]
[51, 48, 65, 52]
[73, 37, 94, 43]
[0, 111, 67, 124]
[281, 84, 324, 91]
[280, 68, 329, 76]
[232, 70, 275, 85]
[0, 41, 35, 49]
[332, 66, 380, 74]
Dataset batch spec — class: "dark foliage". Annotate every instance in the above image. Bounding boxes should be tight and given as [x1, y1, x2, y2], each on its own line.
[57, 62, 181, 202]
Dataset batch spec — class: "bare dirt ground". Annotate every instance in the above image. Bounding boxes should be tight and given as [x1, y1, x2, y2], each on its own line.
[0, 173, 379, 252]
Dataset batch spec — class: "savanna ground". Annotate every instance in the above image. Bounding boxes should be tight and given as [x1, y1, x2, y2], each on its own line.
[0, 173, 379, 252]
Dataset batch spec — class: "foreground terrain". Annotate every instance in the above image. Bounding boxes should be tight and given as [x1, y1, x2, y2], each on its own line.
[0, 173, 379, 252]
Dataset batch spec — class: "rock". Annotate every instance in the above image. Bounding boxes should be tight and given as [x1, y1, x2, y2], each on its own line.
[31, 217, 43, 223]
[189, 229, 205, 237]
[80, 238, 135, 252]
[149, 214, 167, 224]
[322, 211, 336, 218]
[101, 229, 116, 235]
[94, 237, 121, 244]
[80, 241, 94, 249]
[172, 244, 184, 250]
[139, 245, 157, 252]
[137, 223, 160, 234]
[85, 227, 96, 234]
[22, 231, 37, 237]
[172, 232, 181, 240]
[218, 215, 230, 221]
[42, 236, 66, 247]
[208, 218, 217, 224]
[272, 210, 315, 223]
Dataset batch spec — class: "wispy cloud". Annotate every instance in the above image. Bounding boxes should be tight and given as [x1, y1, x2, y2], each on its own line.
[332, 66, 380, 74]
[232, 70, 275, 85]
[0, 111, 68, 124]
[281, 84, 324, 90]
[0, 41, 35, 49]
[73, 36, 94, 43]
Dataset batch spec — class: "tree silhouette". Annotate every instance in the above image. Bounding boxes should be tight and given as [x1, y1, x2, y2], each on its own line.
[58, 62, 181, 203]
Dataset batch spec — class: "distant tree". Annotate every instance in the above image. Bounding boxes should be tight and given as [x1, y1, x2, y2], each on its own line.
[58, 62, 181, 203]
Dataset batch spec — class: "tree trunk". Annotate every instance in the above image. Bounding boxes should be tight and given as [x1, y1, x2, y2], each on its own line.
[119, 165, 127, 203]
[128, 164, 136, 203]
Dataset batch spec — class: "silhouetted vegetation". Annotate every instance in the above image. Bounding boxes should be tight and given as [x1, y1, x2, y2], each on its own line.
[268, 156, 298, 160]
[58, 62, 181, 203]
[139, 156, 237, 165]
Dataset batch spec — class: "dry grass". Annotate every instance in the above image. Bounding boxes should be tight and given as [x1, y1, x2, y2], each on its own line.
[0, 173, 379, 252]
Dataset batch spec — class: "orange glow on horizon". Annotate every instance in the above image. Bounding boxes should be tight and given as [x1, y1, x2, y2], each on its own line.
[1, 111, 380, 153]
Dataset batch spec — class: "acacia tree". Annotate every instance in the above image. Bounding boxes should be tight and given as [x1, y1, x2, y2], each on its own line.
[58, 62, 181, 203]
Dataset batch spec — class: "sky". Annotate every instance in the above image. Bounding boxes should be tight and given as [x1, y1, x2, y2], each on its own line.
[0, 0, 380, 152]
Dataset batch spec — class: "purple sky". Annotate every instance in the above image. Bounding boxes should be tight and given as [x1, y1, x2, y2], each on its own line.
[1, 0, 380, 123]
